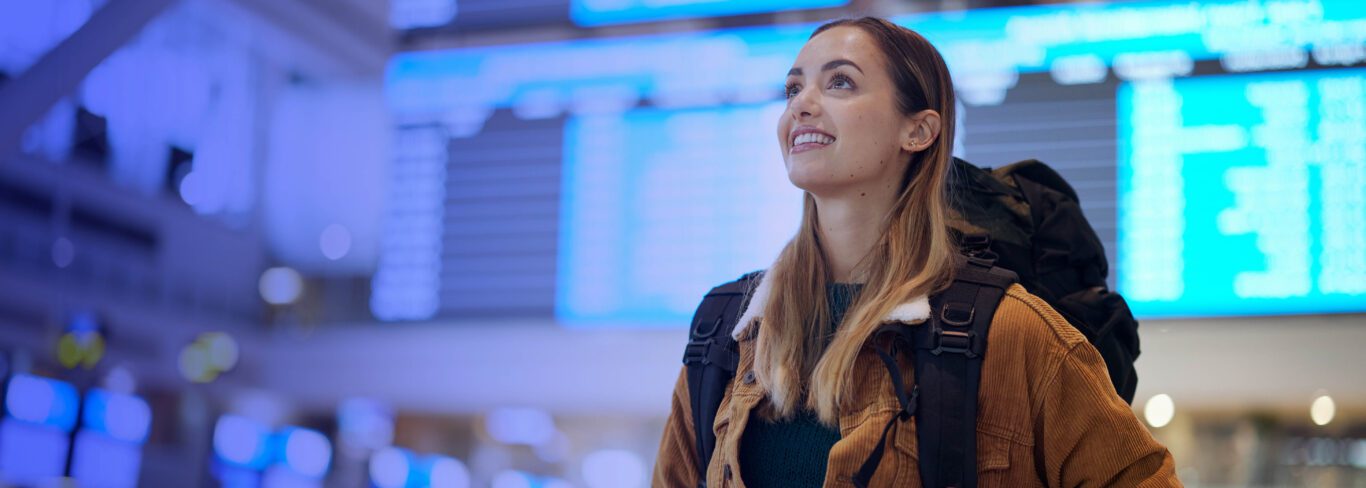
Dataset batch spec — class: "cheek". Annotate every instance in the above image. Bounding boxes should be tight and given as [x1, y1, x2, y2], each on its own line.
[830, 107, 904, 177]
[776, 109, 793, 142]
[834, 113, 879, 155]
[843, 106, 898, 151]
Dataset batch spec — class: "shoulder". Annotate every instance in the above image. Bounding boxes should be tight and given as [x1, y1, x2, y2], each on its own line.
[990, 283, 1088, 352]
[706, 270, 763, 295]
[691, 270, 765, 341]
[979, 283, 1094, 434]
[981, 282, 1091, 400]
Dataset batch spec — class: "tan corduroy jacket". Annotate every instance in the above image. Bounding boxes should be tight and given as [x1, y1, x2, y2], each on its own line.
[652, 275, 1181, 487]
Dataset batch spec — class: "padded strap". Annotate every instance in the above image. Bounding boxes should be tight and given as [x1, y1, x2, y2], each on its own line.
[682, 272, 760, 487]
[912, 262, 1015, 488]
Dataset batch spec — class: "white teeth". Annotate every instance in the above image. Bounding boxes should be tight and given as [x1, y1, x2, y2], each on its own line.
[793, 132, 834, 145]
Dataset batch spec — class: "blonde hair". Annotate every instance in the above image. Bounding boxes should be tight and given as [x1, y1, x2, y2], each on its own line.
[753, 17, 960, 425]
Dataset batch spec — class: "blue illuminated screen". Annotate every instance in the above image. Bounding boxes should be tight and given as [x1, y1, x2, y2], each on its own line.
[1119, 69, 1366, 318]
[557, 104, 802, 326]
[570, 0, 850, 27]
[380, 0, 1366, 325]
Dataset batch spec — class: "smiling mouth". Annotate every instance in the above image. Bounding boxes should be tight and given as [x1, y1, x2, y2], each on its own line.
[790, 132, 835, 154]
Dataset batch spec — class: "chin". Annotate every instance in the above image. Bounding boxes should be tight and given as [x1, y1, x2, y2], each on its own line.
[785, 163, 841, 194]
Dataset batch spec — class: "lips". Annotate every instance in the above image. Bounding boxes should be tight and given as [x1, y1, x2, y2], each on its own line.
[789, 126, 835, 155]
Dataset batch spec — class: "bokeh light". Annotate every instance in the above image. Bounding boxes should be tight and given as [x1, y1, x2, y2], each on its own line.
[338, 397, 394, 449]
[103, 365, 137, 394]
[582, 449, 646, 488]
[50, 237, 74, 268]
[369, 447, 410, 488]
[213, 415, 271, 469]
[1145, 394, 1176, 429]
[259, 266, 304, 305]
[1312, 395, 1336, 426]
[490, 470, 534, 488]
[5, 374, 79, 431]
[427, 455, 470, 488]
[280, 427, 331, 478]
[319, 223, 352, 260]
[484, 407, 555, 446]
[179, 341, 218, 383]
[203, 332, 241, 372]
[82, 388, 152, 444]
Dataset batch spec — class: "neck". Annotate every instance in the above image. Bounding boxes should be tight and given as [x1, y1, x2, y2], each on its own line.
[812, 186, 899, 283]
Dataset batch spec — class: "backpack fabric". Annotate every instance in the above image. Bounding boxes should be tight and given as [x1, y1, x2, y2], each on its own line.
[946, 157, 1141, 404]
[682, 271, 758, 486]
[680, 157, 1140, 486]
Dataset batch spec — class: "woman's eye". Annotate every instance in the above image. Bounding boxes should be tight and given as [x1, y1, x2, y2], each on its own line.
[784, 83, 801, 99]
[829, 74, 854, 90]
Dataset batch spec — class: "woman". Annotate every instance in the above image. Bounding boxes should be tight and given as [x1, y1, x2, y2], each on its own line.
[651, 17, 1180, 487]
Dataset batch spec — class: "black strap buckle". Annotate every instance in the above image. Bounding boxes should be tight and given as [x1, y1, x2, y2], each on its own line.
[682, 338, 739, 371]
[683, 340, 710, 364]
[959, 233, 998, 267]
[931, 329, 976, 357]
[940, 302, 974, 327]
[965, 254, 997, 268]
[691, 315, 725, 340]
[961, 233, 990, 251]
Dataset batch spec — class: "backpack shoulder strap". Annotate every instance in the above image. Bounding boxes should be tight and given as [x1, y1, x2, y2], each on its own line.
[682, 270, 761, 487]
[852, 258, 1017, 488]
[911, 258, 1017, 488]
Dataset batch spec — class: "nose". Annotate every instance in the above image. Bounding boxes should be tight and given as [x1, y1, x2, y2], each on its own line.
[788, 87, 820, 120]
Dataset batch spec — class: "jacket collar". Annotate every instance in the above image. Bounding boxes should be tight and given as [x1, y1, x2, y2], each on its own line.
[731, 269, 932, 340]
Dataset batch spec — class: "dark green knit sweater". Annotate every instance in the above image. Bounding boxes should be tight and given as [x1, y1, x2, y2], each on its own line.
[738, 282, 863, 487]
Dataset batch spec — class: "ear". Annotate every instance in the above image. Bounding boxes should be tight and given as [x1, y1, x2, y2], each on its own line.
[899, 109, 942, 153]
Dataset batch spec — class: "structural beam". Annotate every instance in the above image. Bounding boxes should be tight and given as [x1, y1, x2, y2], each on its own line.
[0, 0, 180, 162]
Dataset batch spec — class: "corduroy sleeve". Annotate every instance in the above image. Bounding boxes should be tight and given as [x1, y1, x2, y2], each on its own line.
[1034, 340, 1182, 487]
[652, 367, 701, 488]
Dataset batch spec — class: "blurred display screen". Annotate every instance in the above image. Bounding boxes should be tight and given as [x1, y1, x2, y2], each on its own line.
[1119, 68, 1366, 318]
[557, 104, 802, 326]
[379, 0, 1366, 325]
[570, 0, 850, 27]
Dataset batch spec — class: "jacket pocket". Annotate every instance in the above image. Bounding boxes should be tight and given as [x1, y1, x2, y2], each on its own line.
[889, 425, 1017, 487]
[823, 407, 910, 487]
[977, 431, 1018, 487]
[980, 432, 1011, 469]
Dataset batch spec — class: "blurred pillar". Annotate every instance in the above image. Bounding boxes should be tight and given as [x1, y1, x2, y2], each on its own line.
[0, 0, 178, 162]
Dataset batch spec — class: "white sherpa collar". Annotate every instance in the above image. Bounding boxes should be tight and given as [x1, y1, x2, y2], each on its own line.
[731, 269, 933, 340]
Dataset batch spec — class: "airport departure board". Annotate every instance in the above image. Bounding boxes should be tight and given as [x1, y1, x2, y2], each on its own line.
[1119, 69, 1366, 318]
[377, 0, 1366, 324]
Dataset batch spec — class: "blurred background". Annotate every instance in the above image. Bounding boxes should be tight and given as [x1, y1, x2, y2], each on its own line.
[0, 0, 1364, 486]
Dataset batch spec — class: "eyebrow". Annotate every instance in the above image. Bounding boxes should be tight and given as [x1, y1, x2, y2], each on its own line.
[787, 59, 864, 77]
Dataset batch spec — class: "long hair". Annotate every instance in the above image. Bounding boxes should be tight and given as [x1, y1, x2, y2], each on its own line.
[753, 17, 960, 425]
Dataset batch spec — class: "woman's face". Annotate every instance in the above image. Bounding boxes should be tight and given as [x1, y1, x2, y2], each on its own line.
[778, 26, 916, 197]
